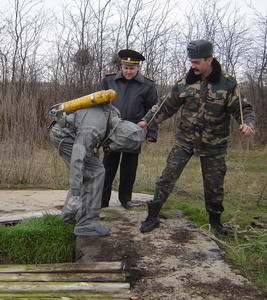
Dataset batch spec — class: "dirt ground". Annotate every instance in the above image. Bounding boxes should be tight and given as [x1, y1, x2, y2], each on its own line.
[77, 203, 266, 300]
[0, 190, 266, 300]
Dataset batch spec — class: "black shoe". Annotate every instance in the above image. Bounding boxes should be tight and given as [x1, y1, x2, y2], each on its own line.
[121, 201, 134, 210]
[209, 213, 229, 235]
[140, 200, 163, 233]
[211, 224, 229, 235]
[140, 217, 160, 233]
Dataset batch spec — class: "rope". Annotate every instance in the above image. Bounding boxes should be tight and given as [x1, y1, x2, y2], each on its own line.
[100, 117, 120, 145]
[147, 94, 169, 126]
[237, 83, 244, 125]
[58, 138, 66, 153]
[95, 102, 121, 156]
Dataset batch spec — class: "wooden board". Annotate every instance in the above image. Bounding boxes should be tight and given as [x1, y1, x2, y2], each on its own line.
[0, 262, 136, 299]
[0, 291, 131, 299]
[0, 272, 125, 282]
[0, 281, 130, 291]
[0, 262, 123, 273]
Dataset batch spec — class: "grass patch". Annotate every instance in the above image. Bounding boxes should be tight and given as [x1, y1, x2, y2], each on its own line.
[101, 210, 121, 221]
[0, 214, 75, 264]
[217, 228, 267, 295]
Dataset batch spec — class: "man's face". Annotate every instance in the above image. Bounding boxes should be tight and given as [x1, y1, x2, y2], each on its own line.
[189, 57, 213, 78]
[121, 64, 140, 80]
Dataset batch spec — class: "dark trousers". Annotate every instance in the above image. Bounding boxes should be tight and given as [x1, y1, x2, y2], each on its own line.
[154, 145, 226, 214]
[102, 151, 139, 205]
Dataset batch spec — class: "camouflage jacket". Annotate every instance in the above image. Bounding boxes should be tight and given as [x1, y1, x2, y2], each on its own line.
[143, 59, 256, 156]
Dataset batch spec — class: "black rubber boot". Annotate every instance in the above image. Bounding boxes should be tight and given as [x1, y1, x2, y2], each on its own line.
[209, 213, 228, 235]
[140, 200, 163, 233]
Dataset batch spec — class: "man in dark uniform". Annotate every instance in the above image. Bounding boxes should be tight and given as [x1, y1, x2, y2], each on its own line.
[99, 49, 158, 209]
[138, 40, 256, 234]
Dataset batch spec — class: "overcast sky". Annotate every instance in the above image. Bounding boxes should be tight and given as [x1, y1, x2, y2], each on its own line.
[1, 0, 267, 13]
[233, 0, 267, 12]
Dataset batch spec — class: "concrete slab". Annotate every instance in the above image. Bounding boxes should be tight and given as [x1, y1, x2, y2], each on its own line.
[0, 189, 151, 223]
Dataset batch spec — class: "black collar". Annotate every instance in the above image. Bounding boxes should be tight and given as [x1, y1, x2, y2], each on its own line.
[186, 58, 222, 84]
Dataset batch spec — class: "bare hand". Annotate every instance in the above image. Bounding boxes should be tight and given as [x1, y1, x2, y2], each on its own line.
[138, 121, 148, 132]
[239, 124, 254, 137]
[146, 136, 156, 142]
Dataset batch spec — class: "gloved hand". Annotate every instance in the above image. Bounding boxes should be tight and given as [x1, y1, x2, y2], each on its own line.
[56, 112, 67, 127]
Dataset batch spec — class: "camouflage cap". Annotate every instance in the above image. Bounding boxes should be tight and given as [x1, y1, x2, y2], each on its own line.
[187, 40, 213, 59]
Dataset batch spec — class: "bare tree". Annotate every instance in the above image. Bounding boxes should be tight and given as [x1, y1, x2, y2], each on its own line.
[138, 0, 173, 77]
[49, 0, 116, 98]
[117, 0, 143, 48]
[0, 0, 48, 143]
[0, 0, 265, 146]
[2, 0, 46, 96]
[244, 7, 267, 143]
[86, 0, 114, 82]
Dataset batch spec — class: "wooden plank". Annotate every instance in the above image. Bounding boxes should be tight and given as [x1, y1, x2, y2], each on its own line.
[0, 262, 134, 299]
[0, 291, 133, 299]
[0, 272, 126, 282]
[0, 262, 123, 273]
[0, 281, 130, 292]
[0, 296, 132, 299]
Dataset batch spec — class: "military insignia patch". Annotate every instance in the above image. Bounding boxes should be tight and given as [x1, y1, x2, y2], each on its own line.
[144, 75, 154, 81]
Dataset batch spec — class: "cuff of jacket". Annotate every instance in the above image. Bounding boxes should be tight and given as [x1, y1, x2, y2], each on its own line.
[244, 121, 256, 131]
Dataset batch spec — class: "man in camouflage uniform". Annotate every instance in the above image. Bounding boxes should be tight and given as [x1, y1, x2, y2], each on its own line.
[138, 39, 256, 234]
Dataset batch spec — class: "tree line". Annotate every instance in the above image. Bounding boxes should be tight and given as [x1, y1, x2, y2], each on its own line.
[0, 0, 266, 146]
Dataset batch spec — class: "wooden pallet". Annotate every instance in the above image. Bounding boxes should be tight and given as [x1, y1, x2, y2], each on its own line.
[0, 262, 136, 299]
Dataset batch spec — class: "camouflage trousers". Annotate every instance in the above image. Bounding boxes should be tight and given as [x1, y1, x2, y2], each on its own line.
[154, 144, 226, 214]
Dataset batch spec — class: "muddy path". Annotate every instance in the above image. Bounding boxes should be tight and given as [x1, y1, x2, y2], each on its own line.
[77, 207, 266, 300]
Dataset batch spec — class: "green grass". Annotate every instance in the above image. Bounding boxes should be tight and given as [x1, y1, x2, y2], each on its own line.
[0, 214, 75, 264]
[219, 228, 267, 294]
[101, 210, 121, 221]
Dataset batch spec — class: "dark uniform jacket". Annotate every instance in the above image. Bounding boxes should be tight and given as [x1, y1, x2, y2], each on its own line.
[99, 70, 158, 148]
[143, 59, 256, 156]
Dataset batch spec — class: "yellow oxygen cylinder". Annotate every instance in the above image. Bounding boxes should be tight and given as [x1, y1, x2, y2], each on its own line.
[49, 89, 117, 116]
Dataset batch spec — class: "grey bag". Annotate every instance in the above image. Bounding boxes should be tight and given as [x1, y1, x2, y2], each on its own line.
[106, 116, 146, 151]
